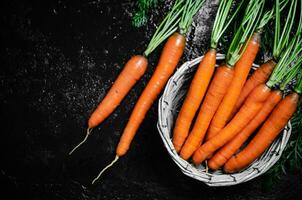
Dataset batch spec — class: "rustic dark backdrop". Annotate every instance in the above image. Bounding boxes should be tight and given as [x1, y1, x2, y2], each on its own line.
[1, 0, 302, 199]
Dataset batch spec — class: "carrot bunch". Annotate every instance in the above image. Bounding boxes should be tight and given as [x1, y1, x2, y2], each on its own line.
[68, 0, 302, 184]
[209, 51, 302, 171]
[173, 0, 302, 175]
[207, 0, 292, 141]
[224, 57, 302, 173]
[219, 12, 302, 173]
[216, 0, 302, 172]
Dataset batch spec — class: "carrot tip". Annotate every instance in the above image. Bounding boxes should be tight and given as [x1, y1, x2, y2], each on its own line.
[91, 155, 119, 185]
[68, 128, 93, 155]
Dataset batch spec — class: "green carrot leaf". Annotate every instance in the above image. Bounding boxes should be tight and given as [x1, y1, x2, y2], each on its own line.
[226, 0, 265, 67]
[132, 0, 163, 27]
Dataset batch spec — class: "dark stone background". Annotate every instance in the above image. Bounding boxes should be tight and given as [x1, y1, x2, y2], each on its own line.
[1, 0, 301, 199]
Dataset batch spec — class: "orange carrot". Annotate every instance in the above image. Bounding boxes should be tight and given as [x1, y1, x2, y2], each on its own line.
[206, 32, 261, 141]
[179, 64, 234, 160]
[208, 89, 282, 170]
[173, 49, 216, 152]
[224, 92, 299, 173]
[229, 59, 276, 119]
[117, 32, 186, 156]
[192, 83, 271, 165]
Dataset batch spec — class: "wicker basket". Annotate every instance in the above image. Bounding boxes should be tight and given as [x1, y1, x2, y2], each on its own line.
[157, 54, 292, 186]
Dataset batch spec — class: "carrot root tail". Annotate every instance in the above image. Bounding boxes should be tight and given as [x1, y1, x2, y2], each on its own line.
[69, 128, 93, 155]
[92, 155, 119, 185]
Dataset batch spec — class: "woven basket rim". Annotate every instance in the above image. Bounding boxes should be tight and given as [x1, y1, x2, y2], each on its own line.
[157, 53, 292, 186]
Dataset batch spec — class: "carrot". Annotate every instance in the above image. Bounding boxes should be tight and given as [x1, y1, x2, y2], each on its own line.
[206, 32, 261, 141]
[192, 83, 271, 165]
[118, 32, 186, 156]
[173, 0, 243, 152]
[224, 92, 300, 173]
[173, 49, 216, 152]
[229, 59, 276, 119]
[179, 64, 234, 159]
[208, 89, 282, 170]
[68, 0, 184, 155]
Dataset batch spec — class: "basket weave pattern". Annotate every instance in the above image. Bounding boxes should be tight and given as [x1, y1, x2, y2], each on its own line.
[157, 54, 292, 186]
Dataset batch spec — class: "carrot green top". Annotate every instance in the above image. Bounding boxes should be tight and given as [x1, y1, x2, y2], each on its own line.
[144, 0, 205, 57]
[210, 0, 244, 49]
[178, 0, 205, 35]
[267, 0, 302, 88]
[266, 34, 302, 88]
[143, 0, 184, 57]
[132, 0, 163, 27]
[273, 0, 297, 60]
[256, 0, 289, 32]
[225, 0, 265, 67]
[279, 56, 302, 91]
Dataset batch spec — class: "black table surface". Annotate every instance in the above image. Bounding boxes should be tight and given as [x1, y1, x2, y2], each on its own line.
[1, 0, 302, 199]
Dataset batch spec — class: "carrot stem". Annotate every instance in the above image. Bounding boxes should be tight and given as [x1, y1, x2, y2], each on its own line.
[256, 0, 289, 32]
[280, 58, 302, 90]
[267, 35, 302, 88]
[273, 0, 297, 60]
[179, 0, 205, 35]
[211, 0, 243, 49]
[144, 0, 184, 56]
[226, 0, 265, 66]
